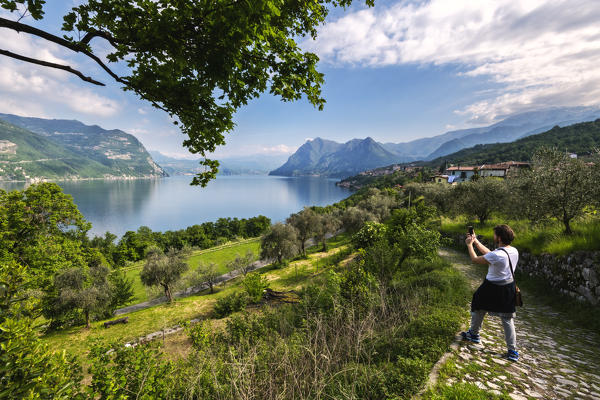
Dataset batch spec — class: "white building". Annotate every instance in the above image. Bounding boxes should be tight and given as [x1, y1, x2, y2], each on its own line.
[445, 166, 477, 182]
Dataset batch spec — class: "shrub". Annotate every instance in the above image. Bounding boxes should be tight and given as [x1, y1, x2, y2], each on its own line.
[213, 291, 249, 318]
[242, 272, 269, 303]
[339, 263, 378, 311]
[351, 221, 387, 249]
[186, 321, 213, 350]
[88, 340, 176, 399]
[222, 312, 270, 345]
[359, 240, 402, 284]
[300, 270, 341, 315]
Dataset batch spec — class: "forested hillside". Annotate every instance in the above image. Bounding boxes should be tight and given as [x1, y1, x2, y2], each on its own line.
[0, 114, 166, 180]
[0, 120, 118, 180]
[426, 119, 600, 166]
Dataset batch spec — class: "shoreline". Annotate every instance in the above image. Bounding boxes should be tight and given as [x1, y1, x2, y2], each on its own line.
[0, 174, 167, 184]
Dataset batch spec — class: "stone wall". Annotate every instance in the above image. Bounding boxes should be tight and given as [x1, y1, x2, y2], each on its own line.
[445, 233, 600, 305]
[519, 251, 600, 305]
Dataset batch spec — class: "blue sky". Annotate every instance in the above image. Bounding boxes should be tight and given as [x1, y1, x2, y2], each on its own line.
[1, 0, 599, 159]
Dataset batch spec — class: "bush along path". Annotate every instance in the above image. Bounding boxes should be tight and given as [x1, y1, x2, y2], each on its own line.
[425, 248, 600, 400]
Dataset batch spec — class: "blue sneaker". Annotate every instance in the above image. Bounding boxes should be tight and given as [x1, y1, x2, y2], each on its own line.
[506, 350, 519, 362]
[461, 330, 481, 344]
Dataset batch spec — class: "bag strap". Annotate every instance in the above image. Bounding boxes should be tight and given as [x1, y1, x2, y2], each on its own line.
[498, 248, 516, 282]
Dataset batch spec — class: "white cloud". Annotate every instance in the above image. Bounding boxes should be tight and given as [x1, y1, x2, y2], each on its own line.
[305, 0, 600, 124]
[260, 144, 296, 154]
[150, 150, 201, 160]
[0, 26, 119, 117]
[209, 143, 298, 158]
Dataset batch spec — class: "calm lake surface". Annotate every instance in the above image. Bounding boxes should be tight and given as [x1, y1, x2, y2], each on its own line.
[0, 175, 352, 237]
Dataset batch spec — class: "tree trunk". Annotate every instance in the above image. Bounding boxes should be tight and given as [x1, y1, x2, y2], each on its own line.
[163, 284, 172, 302]
[322, 240, 328, 252]
[209, 282, 214, 294]
[563, 215, 573, 235]
[85, 310, 90, 329]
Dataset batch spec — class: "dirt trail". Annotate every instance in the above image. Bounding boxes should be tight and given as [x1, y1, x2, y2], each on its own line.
[431, 248, 600, 400]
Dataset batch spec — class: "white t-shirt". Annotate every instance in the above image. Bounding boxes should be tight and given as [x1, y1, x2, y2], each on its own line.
[483, 246, 518, 282]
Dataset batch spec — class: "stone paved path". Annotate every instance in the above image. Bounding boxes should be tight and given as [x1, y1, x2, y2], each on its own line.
[431, 249, 600, 400]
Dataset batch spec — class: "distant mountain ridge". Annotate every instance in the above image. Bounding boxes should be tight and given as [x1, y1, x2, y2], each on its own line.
[424, 118, 600, 166]
[149, 151, 288, 176]
[337, 119, 600, 189]
[269, 107, 600, 178]
[269, 137, 400, 178]
[0, 114, 166, 181]
[425, 107, 600, 160]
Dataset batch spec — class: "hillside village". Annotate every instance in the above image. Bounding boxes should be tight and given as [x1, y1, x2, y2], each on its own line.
[434, 161, 531, 183]
[337, 160, 532, 189]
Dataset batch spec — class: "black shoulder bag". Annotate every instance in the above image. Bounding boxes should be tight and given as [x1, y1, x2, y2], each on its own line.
[499, 248, 523, 307]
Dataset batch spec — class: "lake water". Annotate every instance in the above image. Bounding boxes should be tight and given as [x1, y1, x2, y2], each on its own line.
[0, 176, 352, 237]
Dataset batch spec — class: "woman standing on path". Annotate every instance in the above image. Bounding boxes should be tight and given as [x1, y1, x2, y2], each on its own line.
[461, 224, 520, 362]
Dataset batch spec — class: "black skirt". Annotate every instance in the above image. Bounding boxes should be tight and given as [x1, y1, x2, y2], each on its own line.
[471, 279, 516, 314]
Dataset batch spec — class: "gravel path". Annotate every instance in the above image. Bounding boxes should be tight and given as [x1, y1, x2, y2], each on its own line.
[114, 260, 269, 315]
[430, 248, 600, 399]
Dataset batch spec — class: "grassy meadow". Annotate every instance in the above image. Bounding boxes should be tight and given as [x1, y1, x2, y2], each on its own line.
[121, 238, 261, 304]
[440, 215, 600, 255]
[42, 235, 352, 362]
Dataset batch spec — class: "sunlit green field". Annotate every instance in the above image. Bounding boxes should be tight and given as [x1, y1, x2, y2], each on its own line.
[122, 238, 261, 304]
[441, 215, 600, 255]
[42, 234, 352, 364]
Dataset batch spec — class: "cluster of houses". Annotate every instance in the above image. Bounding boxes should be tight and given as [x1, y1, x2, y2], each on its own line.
[433, 161, 530, 184]
[357, 164, 420, 177]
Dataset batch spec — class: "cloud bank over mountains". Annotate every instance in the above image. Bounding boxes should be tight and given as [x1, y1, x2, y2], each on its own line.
[304, 0, 600, 124]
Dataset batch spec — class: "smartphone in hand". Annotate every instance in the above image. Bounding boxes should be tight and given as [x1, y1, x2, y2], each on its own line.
[467, 226, 474, 235]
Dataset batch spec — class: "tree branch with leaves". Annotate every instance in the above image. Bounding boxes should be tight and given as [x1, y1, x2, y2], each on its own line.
[1, 0, 373, 186]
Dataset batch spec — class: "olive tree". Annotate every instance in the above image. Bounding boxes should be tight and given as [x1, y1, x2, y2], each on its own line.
[313, 213, 341, 251]
[260, 223, 299, 264]
[453, 178, 508, 224]
[356, 188, 397, 221]
[514, 147, 599, 234]
[52, 262, 111, 329]
[226, 250, 257, 276]
[287, 207, 319, 256]
[341, 206, 376, 233]
[403, 182, 455, 214]
[197, 262, 220, 294]
[140, 247, 188, 302]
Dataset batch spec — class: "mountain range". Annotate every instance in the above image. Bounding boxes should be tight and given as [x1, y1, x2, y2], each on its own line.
[149, 151, 289, 176]
[269, 137, 399, 178]
[336, 118, 600, 190]
[269, 107, 600, 178]
[423, 118, 600, 166]
[0, 114, 166, 181]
